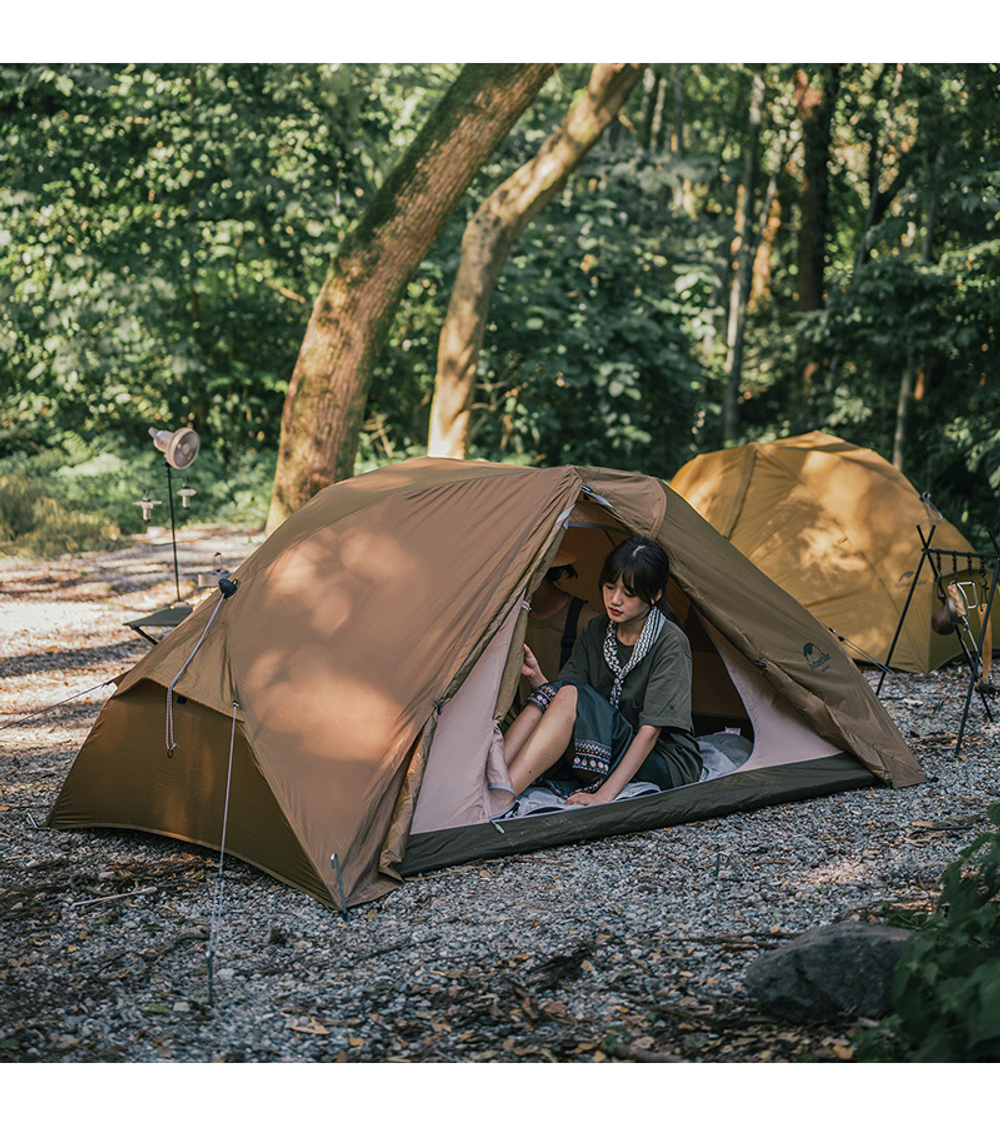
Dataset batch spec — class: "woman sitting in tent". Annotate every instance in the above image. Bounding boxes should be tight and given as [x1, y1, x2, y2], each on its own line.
[504, 536, 701, 806]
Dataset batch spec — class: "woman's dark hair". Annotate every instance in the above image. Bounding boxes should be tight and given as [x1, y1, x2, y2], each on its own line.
[599, 536, 670, 605]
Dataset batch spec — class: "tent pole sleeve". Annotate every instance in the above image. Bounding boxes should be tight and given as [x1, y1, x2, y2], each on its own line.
[720, 445, 757, 540]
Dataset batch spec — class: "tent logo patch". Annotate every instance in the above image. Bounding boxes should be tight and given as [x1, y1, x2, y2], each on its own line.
[803, 642, 831, 672]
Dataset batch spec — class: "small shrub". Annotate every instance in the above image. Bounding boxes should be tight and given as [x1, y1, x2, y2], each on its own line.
[0, 473, 121, 558]
[0, 473, 47, 540]
[853, 801, 1000, 1062]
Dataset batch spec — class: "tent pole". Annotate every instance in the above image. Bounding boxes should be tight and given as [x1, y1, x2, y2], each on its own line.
[165, 461, 181, 604]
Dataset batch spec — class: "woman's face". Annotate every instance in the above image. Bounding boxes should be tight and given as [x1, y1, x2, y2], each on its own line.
[602, 576, 659, 633]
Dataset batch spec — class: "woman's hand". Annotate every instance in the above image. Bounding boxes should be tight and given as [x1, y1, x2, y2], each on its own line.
[565, 790, 607, 807]
[521, 644, 545, 687]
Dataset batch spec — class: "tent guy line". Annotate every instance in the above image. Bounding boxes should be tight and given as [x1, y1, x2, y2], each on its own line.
[0, 678, 118, 732]
[165, 577, 239, 757]
[207, 698, 240, 1006]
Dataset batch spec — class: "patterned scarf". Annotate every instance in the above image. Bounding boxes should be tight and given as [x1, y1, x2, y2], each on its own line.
[603, 604, 666, 706]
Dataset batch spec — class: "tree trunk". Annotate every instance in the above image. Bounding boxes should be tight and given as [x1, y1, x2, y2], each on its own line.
[795, 65, 840, 312]
[751, 191, 782, 308]
[672, 65, 694, 215]
[722, 70, 765, 444]
[856, 62, 905, 271]
[893, 145, 944, 471]
[639, 66, 658, 148]
[426, 63, 644, 461]
[265, 63, 555, 533]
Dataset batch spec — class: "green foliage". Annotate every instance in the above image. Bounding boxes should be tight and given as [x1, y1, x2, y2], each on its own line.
[2, 62, 999, 538]
[478, 154, 711, 478]
[0, 62, 446, 463]
[366, 135, 718, 479]
[0, 433, 274, 557]
[854, 801, 1000, 1062]
[0, 471, 120, 557]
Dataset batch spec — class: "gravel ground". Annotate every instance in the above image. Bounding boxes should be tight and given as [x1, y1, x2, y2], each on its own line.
[2, 525, 999, 1077]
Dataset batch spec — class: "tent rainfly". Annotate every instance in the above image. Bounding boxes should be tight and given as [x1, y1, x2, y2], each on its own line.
[47, 458, 926, 908]
[670, 432, 992, 675]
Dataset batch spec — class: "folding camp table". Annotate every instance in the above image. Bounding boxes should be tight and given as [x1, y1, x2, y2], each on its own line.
[125, 604, 192, 644]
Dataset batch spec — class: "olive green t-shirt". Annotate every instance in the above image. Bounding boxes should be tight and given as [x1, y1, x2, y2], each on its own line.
[559, 614, 701, 787]
[517, 596, 601, 709]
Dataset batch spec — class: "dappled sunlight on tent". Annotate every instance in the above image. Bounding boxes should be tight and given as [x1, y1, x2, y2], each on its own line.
[246, 649, 400, 746]
[671, 432, 989, 673]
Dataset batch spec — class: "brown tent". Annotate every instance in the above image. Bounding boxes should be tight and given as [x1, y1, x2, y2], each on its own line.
[47, 458, 925, 908]
[670, 432, 992, 675]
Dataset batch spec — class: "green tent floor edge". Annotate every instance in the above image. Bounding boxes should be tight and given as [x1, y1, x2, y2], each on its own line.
[400, 754, 878, 875]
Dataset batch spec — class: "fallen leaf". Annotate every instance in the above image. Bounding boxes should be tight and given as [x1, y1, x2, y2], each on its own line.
[288, 1017, 330, 1036]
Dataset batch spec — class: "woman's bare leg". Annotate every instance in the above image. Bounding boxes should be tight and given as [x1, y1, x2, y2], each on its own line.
[503, 702, 545, 766]
[507, 685, 577, 796]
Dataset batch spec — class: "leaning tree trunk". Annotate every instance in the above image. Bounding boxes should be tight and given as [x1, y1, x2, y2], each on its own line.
[426, 63, 644, 460]
[265, 63, 555, 534]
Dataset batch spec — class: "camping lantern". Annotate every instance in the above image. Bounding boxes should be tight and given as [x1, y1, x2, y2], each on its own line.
[134, 495, 161, 522]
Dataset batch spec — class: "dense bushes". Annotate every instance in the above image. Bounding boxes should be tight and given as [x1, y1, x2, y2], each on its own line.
[0, 472, 120, 557]
[0, 433, 275, 556]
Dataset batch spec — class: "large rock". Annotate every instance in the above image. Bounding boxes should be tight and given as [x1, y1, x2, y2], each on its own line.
[745, 922, 912, 1024]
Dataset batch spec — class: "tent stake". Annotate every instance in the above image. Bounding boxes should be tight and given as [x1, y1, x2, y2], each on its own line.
[331, 853, 349, 920]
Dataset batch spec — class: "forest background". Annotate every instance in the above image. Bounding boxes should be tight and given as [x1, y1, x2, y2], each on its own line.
[1, 60, 998, 555]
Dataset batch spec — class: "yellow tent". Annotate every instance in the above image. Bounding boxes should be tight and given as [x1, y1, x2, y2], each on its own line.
[671, 432, 992, 674]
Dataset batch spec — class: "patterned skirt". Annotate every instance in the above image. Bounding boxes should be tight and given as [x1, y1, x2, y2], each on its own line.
[526, 680, 673, 792]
